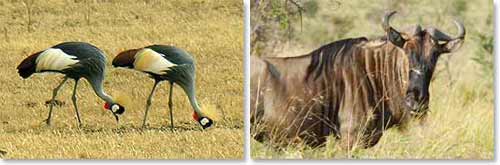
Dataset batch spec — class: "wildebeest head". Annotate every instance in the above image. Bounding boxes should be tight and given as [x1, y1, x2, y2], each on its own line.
[382, 11, 465, 115]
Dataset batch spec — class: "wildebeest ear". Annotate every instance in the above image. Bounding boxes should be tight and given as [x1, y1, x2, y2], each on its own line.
[387, 27, 406, 48]
[429, 20, 466, 54]
[442, 39, 464, 53]
[382, 11, 406, 48]
[412, 25, 422, 36]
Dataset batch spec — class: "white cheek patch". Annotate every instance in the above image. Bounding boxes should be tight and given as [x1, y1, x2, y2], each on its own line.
[36, 48, 79, 72]
[133, 48, 177, 74]
[111, 105, 119, 112]
[200, 118, 209, 126]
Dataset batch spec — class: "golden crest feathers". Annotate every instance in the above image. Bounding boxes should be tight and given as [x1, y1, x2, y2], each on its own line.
[113, 92, 132, 108]
[200, 103, 220, 121]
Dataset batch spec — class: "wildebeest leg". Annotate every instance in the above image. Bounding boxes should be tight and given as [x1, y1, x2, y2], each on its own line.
[339, 114, 383, 151]
[301, 134, 327, 148]
[251, 104, 272, 145]
[339, 127, 359, 151]
[250, 58, 268, 144]
[360, 114, 386, 148]
[252, 131, 269, 143]
[338, 107, 366, 152]
[364, 129, 383, 148]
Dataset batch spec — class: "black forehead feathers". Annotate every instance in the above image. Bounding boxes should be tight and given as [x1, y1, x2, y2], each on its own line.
[114, 104, 125, 115]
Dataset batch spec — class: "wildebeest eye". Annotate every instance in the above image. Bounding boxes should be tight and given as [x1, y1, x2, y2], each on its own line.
[437, 40, 448, 45]
[410, 68, 423, 75]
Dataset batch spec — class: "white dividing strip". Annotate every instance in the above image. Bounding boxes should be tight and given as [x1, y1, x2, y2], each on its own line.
[133, 48, 177, 74]
[35, 48, 79, 72]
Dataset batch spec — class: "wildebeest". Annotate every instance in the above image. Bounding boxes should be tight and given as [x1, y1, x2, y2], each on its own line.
[251, 11, 465, 150]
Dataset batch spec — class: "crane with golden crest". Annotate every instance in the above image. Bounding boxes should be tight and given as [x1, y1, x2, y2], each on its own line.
[113, 45, 214, 129]
[16, 42, 127, 126]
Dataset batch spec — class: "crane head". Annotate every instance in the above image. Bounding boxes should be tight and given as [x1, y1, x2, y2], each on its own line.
[104, 102, 125, 122]
[192, 112, 213, 129]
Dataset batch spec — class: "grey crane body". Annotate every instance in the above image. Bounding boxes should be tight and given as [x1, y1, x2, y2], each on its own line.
[113, 45, 213, 129]
[17, 42, 125, 126]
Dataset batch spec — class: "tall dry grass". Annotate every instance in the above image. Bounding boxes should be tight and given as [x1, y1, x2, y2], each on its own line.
[0, 0, 243, 159]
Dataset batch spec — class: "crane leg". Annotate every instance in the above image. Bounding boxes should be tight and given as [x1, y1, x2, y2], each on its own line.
[72, 79, 82, 127]
[168, 82, 174, 130]
[45, 77, 69, 125]
[143, 81, 159, 127]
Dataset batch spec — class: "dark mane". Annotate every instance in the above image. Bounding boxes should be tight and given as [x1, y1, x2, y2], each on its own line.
[305, 37, 368, 81]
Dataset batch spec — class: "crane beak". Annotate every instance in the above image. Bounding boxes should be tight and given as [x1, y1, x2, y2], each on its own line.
[111, 112, 120, 123]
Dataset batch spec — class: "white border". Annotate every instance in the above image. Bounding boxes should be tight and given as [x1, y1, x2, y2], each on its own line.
[1, 0, 498, 164]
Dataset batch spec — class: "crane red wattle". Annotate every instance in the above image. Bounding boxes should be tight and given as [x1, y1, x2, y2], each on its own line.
[192, 112, 199, 121]
[104, 102, 111, 110]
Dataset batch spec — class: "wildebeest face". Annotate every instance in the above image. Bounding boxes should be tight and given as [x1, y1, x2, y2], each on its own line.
[382, 11, 465, 114]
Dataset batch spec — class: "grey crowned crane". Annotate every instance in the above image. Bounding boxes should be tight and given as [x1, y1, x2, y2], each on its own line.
[16, 42, 126, 126]
[112, 45, 213, 129]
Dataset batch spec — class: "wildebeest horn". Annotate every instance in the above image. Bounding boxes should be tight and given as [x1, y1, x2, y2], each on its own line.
[412, 25, 422, 35]
[453, 20, 466, 39]
[429, 20, 466, 41]
[382, 11, 397, 31]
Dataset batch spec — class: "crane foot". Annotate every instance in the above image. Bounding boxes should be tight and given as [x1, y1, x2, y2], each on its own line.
[44, 118, 51, 126]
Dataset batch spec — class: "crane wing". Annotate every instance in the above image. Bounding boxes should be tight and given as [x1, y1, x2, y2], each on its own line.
[133, 48, 177, 75]
[35, 48, 79, 72]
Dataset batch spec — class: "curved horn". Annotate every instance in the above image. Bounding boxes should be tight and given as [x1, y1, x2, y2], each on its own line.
[429, 20, 466, 41]
[453, 20, 466, 39]
[382, 11, 397, 31]
[428, 28, 452, 41]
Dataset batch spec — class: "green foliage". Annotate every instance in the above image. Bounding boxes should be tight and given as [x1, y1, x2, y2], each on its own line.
[472, 32, 494, 83]
[329, 15, 354, 40]
[303, 0, 318, 17]
[270, 0, 290, 30]
[251, 0, 305, 56]
[451, 0, 467, 17]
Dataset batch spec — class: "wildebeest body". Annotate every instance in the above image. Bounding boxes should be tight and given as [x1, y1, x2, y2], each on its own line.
[251, 37, 414, 148]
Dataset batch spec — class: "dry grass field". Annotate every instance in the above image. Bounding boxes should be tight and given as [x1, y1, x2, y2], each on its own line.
[251, 0, 494, 159]
[0, 0, 243, 159]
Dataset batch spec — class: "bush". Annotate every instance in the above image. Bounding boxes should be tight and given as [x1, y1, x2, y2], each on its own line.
[471, 32, 494, 85]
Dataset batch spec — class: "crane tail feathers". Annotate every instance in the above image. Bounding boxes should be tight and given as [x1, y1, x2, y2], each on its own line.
[17, 51, 43, 79]
[113, 49, 138, 68]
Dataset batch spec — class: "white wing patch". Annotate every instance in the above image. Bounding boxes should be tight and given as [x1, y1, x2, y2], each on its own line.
[134, 48, 177, 74]
[35, 48, 79, 72]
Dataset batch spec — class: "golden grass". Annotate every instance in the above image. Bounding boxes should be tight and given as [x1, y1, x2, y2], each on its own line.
[0, 0, 243, 159]
[251, 0, 493, 159]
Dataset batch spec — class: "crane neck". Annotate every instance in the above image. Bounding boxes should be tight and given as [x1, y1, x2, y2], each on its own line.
[88, 76, 114, 104]
[180, 82, 202, 115]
